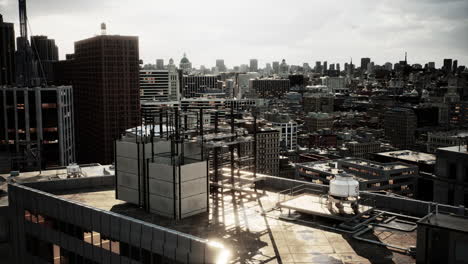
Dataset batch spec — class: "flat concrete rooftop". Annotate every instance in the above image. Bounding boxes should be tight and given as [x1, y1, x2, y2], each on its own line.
[57, 186, 416, 264]
[376, 150, 435, 164]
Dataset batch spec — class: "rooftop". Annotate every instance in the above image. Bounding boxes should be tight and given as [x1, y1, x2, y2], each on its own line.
[376, 150, 436, 164]
[438, 145, 468, 154]
[342, 159, 414, 171]
[418, 213, 468, 234]
[56, 186, 416, 264]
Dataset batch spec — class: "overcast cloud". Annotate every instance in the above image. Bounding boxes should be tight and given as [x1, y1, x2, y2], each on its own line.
[1, 0, 467, 68]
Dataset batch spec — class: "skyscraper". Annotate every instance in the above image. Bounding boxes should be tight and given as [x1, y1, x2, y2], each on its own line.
[272, 61, 279, 74]
[30, 35, 59, 84]
[73, 31, 140, 164]
[156, 59, 164, 70]
[360, 57, 371, 71]
[443, 59, 452, 73]
[0, 14, 15, 85]
[384, 108, 417, 148]
[249, 59, 258, 72]
[453, 60, 458, 73]
[216, 59, 226, 72]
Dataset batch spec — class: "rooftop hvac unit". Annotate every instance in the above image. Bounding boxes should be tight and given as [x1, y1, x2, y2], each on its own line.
[327, 173, 360, 215]
[66, 163, 83, 178]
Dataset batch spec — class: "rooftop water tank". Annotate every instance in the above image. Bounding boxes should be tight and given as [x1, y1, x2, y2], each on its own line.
[329, 173, 359, 198]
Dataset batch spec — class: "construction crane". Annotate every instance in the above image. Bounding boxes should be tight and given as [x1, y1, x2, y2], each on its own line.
[16, 0, 42, 87]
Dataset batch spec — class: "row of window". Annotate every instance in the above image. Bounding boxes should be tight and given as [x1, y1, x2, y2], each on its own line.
[23, 210, 179, 264]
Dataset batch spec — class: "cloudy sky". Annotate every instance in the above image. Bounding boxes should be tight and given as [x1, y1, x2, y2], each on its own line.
[1, 0, 467, 68]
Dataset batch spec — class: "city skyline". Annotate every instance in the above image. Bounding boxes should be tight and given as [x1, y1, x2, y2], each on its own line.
[1, 0, 468, 67]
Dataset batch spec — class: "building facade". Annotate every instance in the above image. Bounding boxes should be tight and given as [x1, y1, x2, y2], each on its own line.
[304, 112, 334, 132]
[433, 146, 468, 206]
[0, 86, 75, 170]
[249, 79, 290, 98]
[73, 34, 140, 164]
[0, 14, 15, 86]
[182, 75, 221, 98]
[139, 69, 179, 102]
[30, 35, 59, 84]
[384, 108, 417, 148]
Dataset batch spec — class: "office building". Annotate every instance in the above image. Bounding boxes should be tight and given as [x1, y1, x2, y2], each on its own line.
[242, 127, 280, 176]
[272, 61, 279, 74]
[304, 112, 334, 132]
[321, 76, 348, 94]
[384, 108, 417, 148]
[73, 33, 140, 164]
[139, 68, 179, 102]
[453, 60, 458, 73]
[416, 212, 468, 264]
[443, 58, 453, 73]
[4, 165, 226, 264]
[265, 63, 272, 75]
[303, 93, 334, 113]
[0, 86, 75, 170]
[264, 112, 298, 150]
[237, 72, 260, 98]
[249, 78, 290, 98]
[0, 14, 15, 85]
[30, 35, 59, 84]
[433, 145, 468, 206]
[182, 75, 221, 98]
[315, 61, 322, 73]
[344, 141, 381, 158]
[249, 59, 258, 72]
[216, 59, 226, 72]
[155, 59, 164, 70]
[360, 58, 371, 71]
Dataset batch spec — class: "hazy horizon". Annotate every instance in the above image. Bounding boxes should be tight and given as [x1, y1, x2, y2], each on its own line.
[1, 0, 467, 68]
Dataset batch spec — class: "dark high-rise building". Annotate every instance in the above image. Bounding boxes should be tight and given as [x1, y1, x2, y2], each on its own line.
[249, 78, 290, 98]
[73, 33, 140, 164]
[30, 35, 59, 83]
[0, 14, 15, 85]
[0, 86, 75, 171]
[443, 58, 453, 73]
[384, 108, 417, 148]
[453, 60, 458, 73]
[249, 59, 258, 72]
[360, 57, 371, 71]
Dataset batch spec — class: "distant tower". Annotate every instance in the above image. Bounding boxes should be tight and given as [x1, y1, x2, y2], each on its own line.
[405, 52, 407, 64]
[101, 23, 107, 35]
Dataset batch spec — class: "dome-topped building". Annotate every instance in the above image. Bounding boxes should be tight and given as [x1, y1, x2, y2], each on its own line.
[179, 53, 192, 74]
